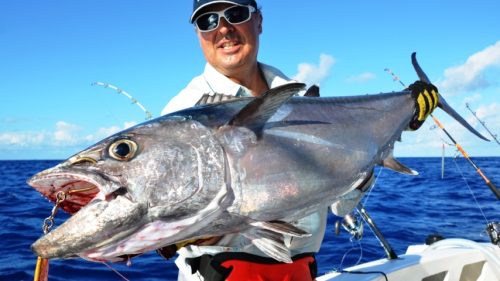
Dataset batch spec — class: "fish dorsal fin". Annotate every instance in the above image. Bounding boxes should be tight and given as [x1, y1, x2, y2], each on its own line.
[382, 156, 418, 175]
[227, 83, 305, 135]
[304, 85, 320, 97]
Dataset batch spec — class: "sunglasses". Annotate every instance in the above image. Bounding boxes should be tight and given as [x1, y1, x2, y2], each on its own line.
[195, 5, 256, 32]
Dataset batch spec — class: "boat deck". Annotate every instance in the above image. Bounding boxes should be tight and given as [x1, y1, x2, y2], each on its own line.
[317, 239, 500, 281]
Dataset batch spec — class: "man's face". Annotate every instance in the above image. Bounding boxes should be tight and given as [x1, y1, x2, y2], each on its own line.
[195, 4, 262, 76]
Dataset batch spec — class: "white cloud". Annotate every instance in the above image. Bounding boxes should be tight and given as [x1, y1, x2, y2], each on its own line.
[468, 103, 500, 140]
[438, 41, 500, 94]
[124, 121, 137, 129]
[0, 131, 47, 146]
[474, 103, 500, 120]
[463, 93, 482, 105]
[53, 121, 81, 144]
[84, 121, 138, 142]
[346, 72, 376, 83]
[293, 54, 335, 85]
[86, 126, 121, 141]
[0, 121, 138, 149]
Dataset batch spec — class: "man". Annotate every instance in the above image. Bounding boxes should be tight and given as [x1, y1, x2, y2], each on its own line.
[161, 0, 439, 280]
[162, 2, 325, 280]
[162, 0, 279, 115]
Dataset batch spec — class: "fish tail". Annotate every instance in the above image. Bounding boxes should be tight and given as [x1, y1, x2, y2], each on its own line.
[411, 52, 489, 141]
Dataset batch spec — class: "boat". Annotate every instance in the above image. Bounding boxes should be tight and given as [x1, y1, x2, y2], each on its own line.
[313, 188, 500, 281]
[317, 238, 500, 281]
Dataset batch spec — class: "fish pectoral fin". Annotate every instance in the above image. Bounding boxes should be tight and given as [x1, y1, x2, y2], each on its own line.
[243, 228, 293, 263]
[250, 220, 311, 238]
[227, 83, 305, 136]
[382, 156, 418, 175]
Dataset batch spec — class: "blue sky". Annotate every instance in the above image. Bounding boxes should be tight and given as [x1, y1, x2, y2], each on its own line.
[1, 0, 499, 160]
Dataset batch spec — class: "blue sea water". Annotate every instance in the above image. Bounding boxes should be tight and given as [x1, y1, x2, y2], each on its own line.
[0, 157, 499, 280]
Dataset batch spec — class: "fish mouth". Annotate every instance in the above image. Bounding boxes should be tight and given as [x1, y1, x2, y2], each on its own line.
[27, 170, 107, 214]
[31, 192, 145, 260]
[28, 166, 197, 261]
[28, 169, 201, 261]
[28, 168, 148, 260]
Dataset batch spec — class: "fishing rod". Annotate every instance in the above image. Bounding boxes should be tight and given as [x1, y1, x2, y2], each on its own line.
[357, 205, 398, 260]
[430, 116, 500, 200]
[384, 56, 500, 200]
[91, 82, 153, 120]
[465, 103, 500, 146]
[336, 206, 398, 260]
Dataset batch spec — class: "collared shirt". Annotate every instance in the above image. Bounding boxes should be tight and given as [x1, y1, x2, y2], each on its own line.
[162, 62, 327, 280]
[161, 62, 291, 115]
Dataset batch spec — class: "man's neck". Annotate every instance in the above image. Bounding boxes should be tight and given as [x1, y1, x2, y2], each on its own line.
[220, 63, 269, 96]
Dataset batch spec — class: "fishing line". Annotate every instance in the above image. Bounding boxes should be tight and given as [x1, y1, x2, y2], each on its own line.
[34, 192, 67, 281]
[362, 167, 383, 206]
[101, 262, 131, 281]
[335, 240, 388, 281]
[338, 269, 389, 281]
[440, 137, 454, 147]
[452, 157, 491, 224]
[465, 102, 500, 146]
[337, 240, 363, 270]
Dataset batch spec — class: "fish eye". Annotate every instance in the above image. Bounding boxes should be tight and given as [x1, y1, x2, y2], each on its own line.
[109, 139, 137, 161]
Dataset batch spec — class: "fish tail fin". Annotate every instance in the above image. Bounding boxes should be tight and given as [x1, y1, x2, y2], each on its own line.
[437, 97, 489, 141]
[411, 52, 489, 141]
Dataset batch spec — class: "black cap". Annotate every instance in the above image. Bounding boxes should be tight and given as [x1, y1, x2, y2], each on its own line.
[190, 0, 257, 23]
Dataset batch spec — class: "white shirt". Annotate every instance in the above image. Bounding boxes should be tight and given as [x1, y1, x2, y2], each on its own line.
[161, 62, 291, 115]
[161, 62, 328, 281]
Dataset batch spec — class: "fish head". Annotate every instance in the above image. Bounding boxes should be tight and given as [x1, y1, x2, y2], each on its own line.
[28, 117, 227, 260]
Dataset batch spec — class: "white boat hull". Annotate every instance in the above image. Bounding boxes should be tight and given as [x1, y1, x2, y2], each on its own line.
[317, 239, 500, 281]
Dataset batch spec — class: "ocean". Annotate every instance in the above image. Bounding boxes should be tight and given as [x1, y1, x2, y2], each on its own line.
[1, 157, 499, 280]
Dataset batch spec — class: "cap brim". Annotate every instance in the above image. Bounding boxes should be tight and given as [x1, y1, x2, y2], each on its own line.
[190, 1, 247, 23]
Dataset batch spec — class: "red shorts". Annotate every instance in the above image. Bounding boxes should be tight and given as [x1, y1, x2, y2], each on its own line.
[186, 252, 317, 281]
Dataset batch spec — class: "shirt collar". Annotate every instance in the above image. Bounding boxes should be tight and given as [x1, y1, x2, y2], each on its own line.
[260, 62, 291, 89]
[202, 62, 292, 97]
[203, 63, 243, 97]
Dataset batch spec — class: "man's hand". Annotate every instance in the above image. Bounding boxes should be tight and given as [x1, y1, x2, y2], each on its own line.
[408, 81, 439, 130]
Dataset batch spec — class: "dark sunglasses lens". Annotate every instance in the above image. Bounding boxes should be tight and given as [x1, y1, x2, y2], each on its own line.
[225, 6, 250, 24]
[196, 13, 219, 31]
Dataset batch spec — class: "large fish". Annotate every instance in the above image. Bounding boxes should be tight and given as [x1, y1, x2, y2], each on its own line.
[28, 54, 487, 263]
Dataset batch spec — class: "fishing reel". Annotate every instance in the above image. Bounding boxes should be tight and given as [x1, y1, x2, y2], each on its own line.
[486, 222, 500, 246]
[335, 212, 364, 240]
